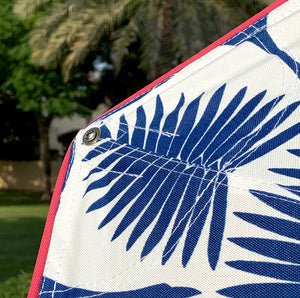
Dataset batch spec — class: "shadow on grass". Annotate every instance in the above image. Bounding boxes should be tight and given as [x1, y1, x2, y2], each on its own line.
[0, 190, 46, 206]
[0, 217, 46, 281]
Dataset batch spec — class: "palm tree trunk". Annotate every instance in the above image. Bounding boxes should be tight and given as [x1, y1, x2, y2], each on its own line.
[35, 111, 53, 201]
[155, 0, 174, 78]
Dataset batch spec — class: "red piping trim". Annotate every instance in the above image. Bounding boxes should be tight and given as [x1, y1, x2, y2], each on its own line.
[28, 143, 72, 297]
[28, 0, 288, 296]
[99, 0, 288, 119]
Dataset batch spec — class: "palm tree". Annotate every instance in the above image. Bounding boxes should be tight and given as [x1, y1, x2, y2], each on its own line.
[13, 0, 272, 82]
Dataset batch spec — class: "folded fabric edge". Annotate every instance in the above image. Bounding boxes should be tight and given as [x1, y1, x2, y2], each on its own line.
[28, 143, 73, 298]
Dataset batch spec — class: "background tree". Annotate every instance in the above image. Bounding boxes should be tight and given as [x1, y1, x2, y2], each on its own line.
[7, 0, 274, 201]
[13, 0, 273, 82]
[0, 5, 40, 160]
[0, 90, 39, 160]
[0, 0, 91, 201]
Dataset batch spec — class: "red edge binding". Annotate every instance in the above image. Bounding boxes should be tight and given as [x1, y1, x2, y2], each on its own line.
[28, 143, 72, 297]
[28, 0, 288, 296]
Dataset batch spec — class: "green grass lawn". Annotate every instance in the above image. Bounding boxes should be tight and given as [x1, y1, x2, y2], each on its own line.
[0, 190, 49, 297]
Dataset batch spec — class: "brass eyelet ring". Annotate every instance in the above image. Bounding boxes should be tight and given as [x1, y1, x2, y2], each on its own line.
[82, 127, 101, 145]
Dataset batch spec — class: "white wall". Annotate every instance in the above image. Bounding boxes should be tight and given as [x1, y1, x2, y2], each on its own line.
[49, 101, 111, 156]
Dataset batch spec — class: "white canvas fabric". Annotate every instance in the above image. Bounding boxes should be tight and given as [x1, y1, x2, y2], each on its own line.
[32, 0, 300, 297]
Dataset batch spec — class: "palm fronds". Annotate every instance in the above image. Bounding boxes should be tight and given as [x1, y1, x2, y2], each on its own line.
[13, 0, 51, 19]
[138, 4, 160, 80]
[111, 17, 140, 73]
[63, 0, 142, 81]
[13, 0, 270, 81]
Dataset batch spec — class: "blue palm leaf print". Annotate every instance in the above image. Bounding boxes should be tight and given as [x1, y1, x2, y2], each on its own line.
[218, 149, 300, 297]
[224, 16, 300, 79]
[218, 284, 300, 298]
[40, 277, 201, 297]
[83, 85, 300, 269]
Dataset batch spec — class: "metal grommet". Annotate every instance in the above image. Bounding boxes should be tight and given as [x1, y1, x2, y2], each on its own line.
[83, 127, 101, 145]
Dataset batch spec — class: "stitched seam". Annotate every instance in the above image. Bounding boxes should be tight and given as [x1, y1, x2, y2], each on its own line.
[210, 35, 287, 170]
[82, 167, 300, 202]
[49, 139, 84, 297]
[226, 23, 300, 171]
[201, 14, 299, 170]
[82, 143, 298, 193]
[82, 161, 299, 195]
[39, 143, 77, 296]
[250, 189, 300, 204]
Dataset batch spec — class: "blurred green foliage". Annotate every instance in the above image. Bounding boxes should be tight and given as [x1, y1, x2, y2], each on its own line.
[0, 0, 91, 118]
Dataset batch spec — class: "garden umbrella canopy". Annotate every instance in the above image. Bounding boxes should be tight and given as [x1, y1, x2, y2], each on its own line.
[29, 0, 300, 296]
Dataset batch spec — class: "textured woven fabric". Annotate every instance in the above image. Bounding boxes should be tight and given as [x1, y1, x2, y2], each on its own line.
[30, 0, 300, 296]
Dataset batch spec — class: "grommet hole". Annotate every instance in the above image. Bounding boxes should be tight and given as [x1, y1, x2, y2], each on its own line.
[83, 127, 101, 145]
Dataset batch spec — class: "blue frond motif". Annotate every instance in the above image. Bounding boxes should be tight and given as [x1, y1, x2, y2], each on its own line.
[224, 16, 300, 79]
[39, 276, 201, 297]
[234, 212, 300, 241]
[228, 238, 300, 264]
[250, 189, 300, 220]
[279, 185, 300, 197]
[288, 149, 300, 157]
[227, 261, 300, 282]
[269, 168, 300, 179]
[217, 283, 300, 297]
[83, 85, 299, 269]
[61, 141, 76, 193]
[219, 149, 300, 296]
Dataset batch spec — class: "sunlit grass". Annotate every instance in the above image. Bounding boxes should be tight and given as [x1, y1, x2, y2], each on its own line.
[0, 271, 32, 298]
